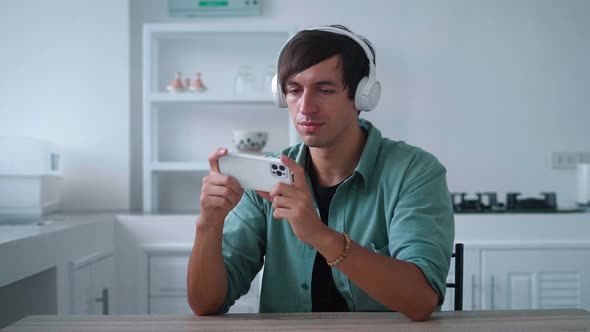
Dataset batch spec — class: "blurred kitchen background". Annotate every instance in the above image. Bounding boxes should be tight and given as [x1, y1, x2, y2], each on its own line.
[1, 0, 590, 328]
[1, 0, 589, 212]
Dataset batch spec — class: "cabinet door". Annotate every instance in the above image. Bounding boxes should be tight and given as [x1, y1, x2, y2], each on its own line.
[71, 264, 93, 314]
[71, 254, 115, 315]
[91, 256, 115, 315]
[149, 254, 262, 314]
[482, 249, 590, 310]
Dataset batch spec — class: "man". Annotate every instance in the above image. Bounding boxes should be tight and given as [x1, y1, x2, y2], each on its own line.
[187, 25, 454, 322]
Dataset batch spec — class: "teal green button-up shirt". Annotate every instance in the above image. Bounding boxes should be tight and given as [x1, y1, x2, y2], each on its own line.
[218, 119, 455, 313]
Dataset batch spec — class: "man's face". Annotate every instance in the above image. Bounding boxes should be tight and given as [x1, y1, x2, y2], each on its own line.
[284, 55, 358, 149]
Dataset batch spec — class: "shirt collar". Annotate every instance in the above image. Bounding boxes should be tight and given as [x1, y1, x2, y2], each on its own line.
[355, 118, 382, 186]
[292, 118, 382, 186]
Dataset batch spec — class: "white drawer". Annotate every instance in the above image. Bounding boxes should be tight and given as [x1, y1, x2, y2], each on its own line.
[149, 256, 189, 296]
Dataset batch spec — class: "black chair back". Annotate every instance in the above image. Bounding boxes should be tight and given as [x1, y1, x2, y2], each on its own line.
[446, 243, 464, 311]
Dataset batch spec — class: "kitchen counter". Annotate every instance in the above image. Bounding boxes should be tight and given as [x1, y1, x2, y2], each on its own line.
[0, 212, 120, 324]
[0, 212, 119, 288]
[454, 212, 590, 244]
[2, 211, 590, 319]
[4, 309, 590, 332]
[454, 208, 585, 214]
[0, 215, 92, 245]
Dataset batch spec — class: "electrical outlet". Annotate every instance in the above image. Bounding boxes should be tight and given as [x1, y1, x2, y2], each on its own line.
[552, 151, 590, 170]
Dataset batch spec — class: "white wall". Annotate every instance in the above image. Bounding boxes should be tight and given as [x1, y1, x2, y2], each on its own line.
[130, 0, 590, 209]
[0, 0, 130, 211]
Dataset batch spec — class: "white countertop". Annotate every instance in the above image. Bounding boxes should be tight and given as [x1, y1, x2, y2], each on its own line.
[454, 212, 590, 245]
[0, 212, 119, 288]
[0, 211, 160, 246]
[0, 217, 78, 245]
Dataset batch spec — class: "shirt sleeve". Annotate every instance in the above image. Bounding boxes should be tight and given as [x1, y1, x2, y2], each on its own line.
[388, 158, 455, 305]
[216, 190, 267, 314]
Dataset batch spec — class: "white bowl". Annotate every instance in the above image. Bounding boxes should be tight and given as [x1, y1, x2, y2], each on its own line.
[232, 130, 268, 152]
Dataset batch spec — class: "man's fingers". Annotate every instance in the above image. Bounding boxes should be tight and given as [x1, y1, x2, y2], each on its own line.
[272, 207, 289, 220]
[279, 155, 305, 187]
[271, 195, 287, 210]
[208, 148, 228, 173]
[204, 173, 242, 193]
[205, 183, 241, 202]
[201, 195, 233, 210]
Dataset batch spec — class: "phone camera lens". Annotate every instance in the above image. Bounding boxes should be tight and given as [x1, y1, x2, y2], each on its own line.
[271, 164, 278, 170]
[279, 165, 285, 171]
[276, 171, 283, 176]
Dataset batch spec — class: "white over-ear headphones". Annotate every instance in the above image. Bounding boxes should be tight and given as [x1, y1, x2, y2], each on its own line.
[272, 26, 381, 112]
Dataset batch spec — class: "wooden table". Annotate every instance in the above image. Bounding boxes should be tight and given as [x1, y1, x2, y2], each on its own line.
[3, 309, 590, 332]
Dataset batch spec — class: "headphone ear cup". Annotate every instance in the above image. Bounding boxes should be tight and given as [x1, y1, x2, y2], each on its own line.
[272, 74, 287, 108]
[367, 80, 381, 111]
[354, 76, 380, 112]
[354, 76, 369, 111]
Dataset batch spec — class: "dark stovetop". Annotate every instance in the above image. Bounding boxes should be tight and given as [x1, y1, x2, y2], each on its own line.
[450, 192, 585, 214]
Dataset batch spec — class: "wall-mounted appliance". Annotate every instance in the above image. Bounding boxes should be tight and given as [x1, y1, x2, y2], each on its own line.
[167, 0, 262, 17]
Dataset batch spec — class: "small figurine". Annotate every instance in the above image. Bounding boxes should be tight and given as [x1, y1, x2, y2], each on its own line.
[166, 72, 184, 93]
[189, 72, 207, 93]
[184, 78, 191, 91]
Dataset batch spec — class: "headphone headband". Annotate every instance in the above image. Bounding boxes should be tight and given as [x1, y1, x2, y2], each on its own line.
[305, 27, 376, 67]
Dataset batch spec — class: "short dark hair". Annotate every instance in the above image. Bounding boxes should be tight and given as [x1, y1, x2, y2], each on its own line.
[278, 25, 375, 101]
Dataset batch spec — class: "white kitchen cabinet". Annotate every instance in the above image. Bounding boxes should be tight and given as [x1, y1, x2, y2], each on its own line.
[142, 23, 297, 213]
[480, 247, 590, 311]
[451, 213, 590, 311]
[144, 245, 262, 314]
[70, 252, 115, 315]
[442, 245, 590, 312]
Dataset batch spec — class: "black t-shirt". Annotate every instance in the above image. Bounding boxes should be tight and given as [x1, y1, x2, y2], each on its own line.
[308, 151, 350, 312]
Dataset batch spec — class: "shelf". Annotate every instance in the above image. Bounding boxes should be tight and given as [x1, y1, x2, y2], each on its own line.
[142, 23, 297, 213]
[151, 162, 209, 172]
[149, 93, 273, 104]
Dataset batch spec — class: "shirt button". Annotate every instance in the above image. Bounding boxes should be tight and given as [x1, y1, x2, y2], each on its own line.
[352, 185, 358, 190]
[300, 283, 309, 290]
[307, 244, 313, 249]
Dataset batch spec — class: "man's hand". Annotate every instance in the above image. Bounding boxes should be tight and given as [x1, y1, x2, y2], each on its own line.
[257, 155, 327, 245]
[198, 148, 244, 226]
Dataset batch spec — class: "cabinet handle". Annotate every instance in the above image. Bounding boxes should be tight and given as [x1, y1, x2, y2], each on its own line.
[490, 275, 495, 310]
[95, 288, 109, 315]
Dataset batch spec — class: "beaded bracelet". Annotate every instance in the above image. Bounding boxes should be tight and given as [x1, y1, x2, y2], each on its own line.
[327, 232, 351, 267]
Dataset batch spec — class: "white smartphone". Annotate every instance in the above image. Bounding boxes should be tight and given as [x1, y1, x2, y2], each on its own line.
[218, 152, 293, 192]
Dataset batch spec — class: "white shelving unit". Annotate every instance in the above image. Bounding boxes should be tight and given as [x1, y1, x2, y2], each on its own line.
[142, 23, 297, 213]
